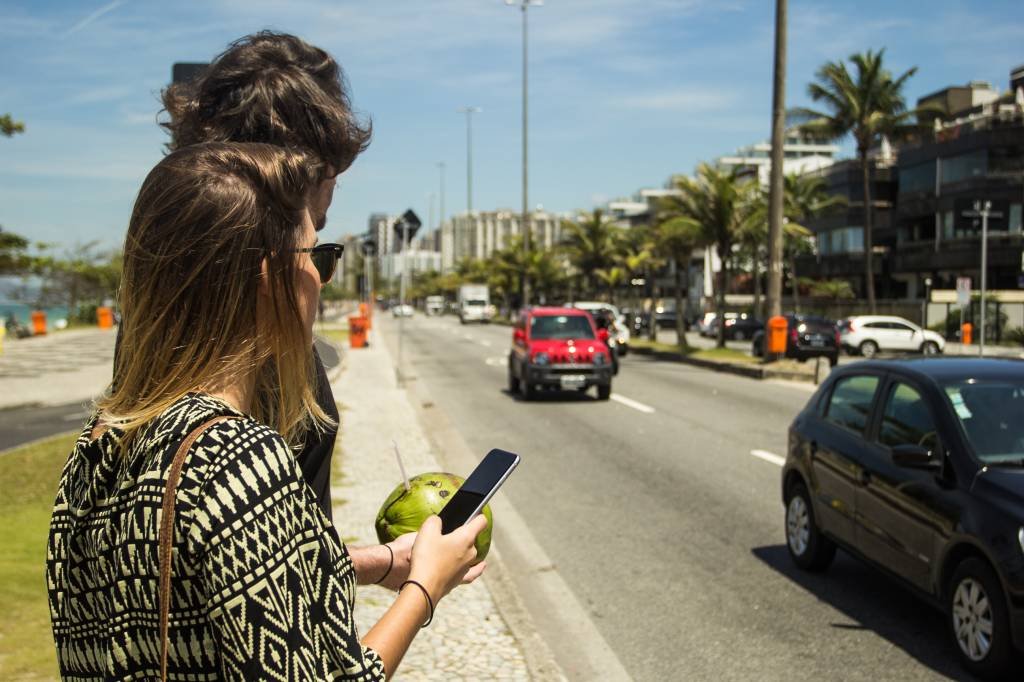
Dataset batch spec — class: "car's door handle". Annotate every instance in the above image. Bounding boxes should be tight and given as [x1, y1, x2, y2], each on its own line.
[858, 470, 871, 485]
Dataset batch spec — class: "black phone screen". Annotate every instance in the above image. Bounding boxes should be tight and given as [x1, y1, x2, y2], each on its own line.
[439, 449, 519, 534]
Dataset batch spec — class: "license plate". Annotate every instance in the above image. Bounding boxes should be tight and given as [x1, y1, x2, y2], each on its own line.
[560, 375, 587, 390]
[809, 335, 825, 347]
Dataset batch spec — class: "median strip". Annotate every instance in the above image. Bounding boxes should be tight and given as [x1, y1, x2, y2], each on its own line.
[610, 394, 656, 413]
[750, 449, 785, 466]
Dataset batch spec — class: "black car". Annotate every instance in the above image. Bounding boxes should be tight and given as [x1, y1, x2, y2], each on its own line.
[752, 314, 840, 366]
[782, 358, 1024, 679]
[708, 313, 763, 341]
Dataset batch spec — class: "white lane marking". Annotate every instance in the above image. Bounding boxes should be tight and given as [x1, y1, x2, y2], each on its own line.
[610, 394, 656, 414]
[484, 357, 506, 367]
[479, 339, 492, 347]
[63, 410, 92, 422]
[750, 449, 786, 467]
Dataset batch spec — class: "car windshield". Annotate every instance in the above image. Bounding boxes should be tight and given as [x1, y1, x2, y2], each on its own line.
[942, 379, 1024, 465]
[531, 315, 595, 340]
[464, 299, 487, 306]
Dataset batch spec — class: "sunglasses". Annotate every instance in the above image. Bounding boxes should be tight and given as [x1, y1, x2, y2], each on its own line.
[292, 243, 344, 284]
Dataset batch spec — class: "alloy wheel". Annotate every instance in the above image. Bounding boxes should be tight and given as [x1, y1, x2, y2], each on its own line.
[952, 577, 994, 662]
[786, 495, 810, 556]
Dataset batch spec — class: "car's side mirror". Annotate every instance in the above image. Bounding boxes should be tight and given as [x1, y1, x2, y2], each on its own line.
[513, 329, 525, 344]
[891, 443, 940, 469]
[597, 328, 610, 343]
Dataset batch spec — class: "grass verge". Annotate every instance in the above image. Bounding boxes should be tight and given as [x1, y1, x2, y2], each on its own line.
[317, 328, 350, 347]
[0, 432, 77, 680]
[631, 339, 757, 364]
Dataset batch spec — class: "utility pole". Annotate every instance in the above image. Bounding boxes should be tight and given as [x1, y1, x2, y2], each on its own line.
[507, 0, 542, 306]
[765, 0, 788, 323]
[458, 106, 481, 213]
[962, 200, 1003, 356]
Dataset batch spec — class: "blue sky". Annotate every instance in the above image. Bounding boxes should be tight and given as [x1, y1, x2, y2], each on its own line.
[1, 0, 1022, 252]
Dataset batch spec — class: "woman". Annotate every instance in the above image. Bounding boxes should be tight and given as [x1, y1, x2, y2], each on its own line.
[46, 142, 485, 680]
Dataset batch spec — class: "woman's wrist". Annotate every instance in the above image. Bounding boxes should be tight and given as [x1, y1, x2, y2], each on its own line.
[374, 543, 394, 585]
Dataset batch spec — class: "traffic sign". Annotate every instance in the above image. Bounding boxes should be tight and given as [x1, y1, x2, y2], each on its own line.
[956, 277, 971, 306]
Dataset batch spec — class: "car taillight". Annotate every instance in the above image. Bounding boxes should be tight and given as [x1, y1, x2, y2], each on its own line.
[847, 321, 855, 333]
[790, 328, 798, 342]
[834, 330, 841, 345]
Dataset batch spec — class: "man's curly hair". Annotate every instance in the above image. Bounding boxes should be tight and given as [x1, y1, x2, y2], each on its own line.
[161, 31, 371, 178]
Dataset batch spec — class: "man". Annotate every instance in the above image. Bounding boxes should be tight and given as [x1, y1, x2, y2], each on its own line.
[158, 31, 411, 588]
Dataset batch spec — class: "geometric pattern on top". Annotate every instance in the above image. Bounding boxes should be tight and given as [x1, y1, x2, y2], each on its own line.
[46, 393, 385, 680]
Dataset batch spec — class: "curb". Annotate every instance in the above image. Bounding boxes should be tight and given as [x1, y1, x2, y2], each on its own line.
[630, 345, 823, 384]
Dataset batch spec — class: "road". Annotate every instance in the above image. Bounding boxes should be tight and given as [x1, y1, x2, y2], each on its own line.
[385, 312, 971, 681]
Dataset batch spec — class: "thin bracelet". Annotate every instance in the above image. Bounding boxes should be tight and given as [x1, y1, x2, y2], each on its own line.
[399, 580, 434, 627]
[374, 544, 394, 585]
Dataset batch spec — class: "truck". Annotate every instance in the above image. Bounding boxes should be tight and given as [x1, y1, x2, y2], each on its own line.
[458, 283, 493, 324]
[425, 295, 445, 316]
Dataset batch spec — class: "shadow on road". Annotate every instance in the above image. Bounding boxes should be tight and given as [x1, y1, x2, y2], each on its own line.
[501, 388, 600, 403]
[751, 544, 977, 681]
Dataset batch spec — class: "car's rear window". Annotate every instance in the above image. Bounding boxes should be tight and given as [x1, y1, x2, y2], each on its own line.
[530, 314, 595, 340]
[824, 375, 880, 434]
[794, 317, 834, 334]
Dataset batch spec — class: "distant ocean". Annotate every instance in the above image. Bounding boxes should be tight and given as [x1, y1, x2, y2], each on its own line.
[0, 302, 70, 329]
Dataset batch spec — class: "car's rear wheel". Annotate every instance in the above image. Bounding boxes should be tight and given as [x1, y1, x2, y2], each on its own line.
[921, 340, 940, 355]
[828, 353, 839, 367]
[859, 340, 879, 358]
[785, 481, 836, 571]
[596, 384, 611, 400]
[519, 368, 535, 401]
[948, 557, 1015, 680]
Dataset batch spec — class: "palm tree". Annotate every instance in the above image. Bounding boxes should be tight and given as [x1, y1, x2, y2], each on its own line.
[781, 173, 846, 310]
[791, 49, 930, 313]
[650, 216, 702, 350]
[660, 164, 755, 348]
[561, 209, 622, 299]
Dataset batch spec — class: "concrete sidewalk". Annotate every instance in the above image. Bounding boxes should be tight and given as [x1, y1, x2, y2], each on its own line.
[329, 323, 553, 681]
[0, 327, 116, 410]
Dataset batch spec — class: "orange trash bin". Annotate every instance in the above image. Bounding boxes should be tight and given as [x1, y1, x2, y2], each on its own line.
[96, 307, 114, 329]
[961, 322, 972, 346]
[31, 310, 47, 335]
[348, 315, 368, 349]
[767, 315, 789, 355]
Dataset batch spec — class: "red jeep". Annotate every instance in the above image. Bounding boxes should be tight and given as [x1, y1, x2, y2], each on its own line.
[508, 307, 614, 400]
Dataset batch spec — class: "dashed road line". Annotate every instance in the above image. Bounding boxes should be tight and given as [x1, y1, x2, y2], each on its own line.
[610, 394, 656, 414]
[750, 449, 786, 466]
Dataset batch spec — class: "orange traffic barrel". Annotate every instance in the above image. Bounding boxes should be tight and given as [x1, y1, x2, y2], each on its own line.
[961, 322, 972, 346]
[348, 315, 368, 349]
[767, 315, 789, 355]
[96, 306, 114, 329]
[31, 310, 47, 335]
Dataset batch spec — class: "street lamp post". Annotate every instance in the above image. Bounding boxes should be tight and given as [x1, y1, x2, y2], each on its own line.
[458, 106, 481, 214]
[922, 276, 932, 328]
[765, 0, 787, 329]
[962, 200, 1003, 356]
[506, 0, 542, 307]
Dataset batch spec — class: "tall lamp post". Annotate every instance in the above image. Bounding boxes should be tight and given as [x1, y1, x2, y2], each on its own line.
[962, 200, 1003, 356]
[765, 0, 788, 326]
[458, 106, 481, 214]
[506, 0, 542, 307]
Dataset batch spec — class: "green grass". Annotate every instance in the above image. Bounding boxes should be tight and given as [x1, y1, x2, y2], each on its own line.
[317, 328, 350, 347]
[631, 339, 757, 364]
[0, 432, 78, 681]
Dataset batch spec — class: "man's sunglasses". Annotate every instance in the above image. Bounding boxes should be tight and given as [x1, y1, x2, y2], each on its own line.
[293, 243, 344, 284]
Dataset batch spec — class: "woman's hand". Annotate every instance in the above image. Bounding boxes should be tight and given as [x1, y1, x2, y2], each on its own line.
[407, 515, 488, 603]
[376, 532, 415, 591]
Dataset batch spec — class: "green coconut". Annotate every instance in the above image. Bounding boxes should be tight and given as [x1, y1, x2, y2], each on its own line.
[375, 472, 493, 561]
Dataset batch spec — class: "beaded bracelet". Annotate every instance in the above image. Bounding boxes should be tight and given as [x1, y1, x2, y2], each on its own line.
[399, 580, 434, 627]
[374, 544, 394, 585]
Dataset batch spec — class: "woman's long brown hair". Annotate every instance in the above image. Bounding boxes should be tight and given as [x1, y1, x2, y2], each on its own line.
[97, 142, 333, 448]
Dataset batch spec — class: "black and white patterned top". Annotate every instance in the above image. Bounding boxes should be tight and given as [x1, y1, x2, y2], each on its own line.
[47, 393, 385, 681]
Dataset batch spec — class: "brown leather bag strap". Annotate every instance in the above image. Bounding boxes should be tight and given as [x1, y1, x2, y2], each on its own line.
[159, 415, 239, 681]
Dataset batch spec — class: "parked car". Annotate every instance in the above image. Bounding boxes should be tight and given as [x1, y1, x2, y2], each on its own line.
[391, 304, 414, 318]
[564, 301, 630, 355]
[782, 357, 1024, 679]
[508, 307, 614, 400]
[752, 314, 840, 366]
[707, 313, 763, 341]
[840, 315, 945, 358]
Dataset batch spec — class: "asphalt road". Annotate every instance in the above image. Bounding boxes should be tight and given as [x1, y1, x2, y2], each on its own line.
[386, 312, 974, 682]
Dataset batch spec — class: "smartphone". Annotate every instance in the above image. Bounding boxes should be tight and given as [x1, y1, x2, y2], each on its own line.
[439, 448, 520, 534]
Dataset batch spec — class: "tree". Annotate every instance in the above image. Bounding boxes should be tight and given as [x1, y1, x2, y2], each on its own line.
[650, 216, 701, 350]
[0, 227, 33, 274]
[791, 49, 930, 313]
[781, 173, 846, 310]
[659, 164, 755, 348]
[1, 114, 25, 138]
[561, 209, 622, 300]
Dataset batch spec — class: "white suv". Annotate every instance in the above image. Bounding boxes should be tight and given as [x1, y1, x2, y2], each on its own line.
[563, 301, 630, 355]
[840, 315, 945, 358]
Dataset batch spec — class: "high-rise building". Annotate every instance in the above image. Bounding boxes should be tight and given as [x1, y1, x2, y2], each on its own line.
[715, 130, 839, 186]
[441, 209, 566, 272]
